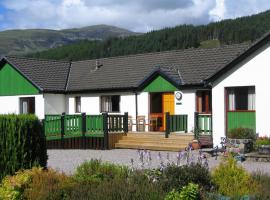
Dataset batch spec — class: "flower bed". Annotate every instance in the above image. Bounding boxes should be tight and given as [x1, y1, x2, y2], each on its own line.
[1, 151, 270, 200]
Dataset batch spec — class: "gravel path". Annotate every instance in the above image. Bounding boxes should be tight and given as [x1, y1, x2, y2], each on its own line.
[47, 149, 270, 175]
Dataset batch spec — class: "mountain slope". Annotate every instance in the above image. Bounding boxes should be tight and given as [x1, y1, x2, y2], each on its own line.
[29, 9, 270, 61]
[0, 25, 139, 56]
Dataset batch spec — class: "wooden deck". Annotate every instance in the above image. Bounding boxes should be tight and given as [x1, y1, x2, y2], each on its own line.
[115, 132, 194, 151]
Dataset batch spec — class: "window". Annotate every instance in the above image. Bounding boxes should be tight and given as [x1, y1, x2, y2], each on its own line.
[20, 97, 35, 114]
[196, 91, 212, 113]
[75, 96, 81, 113]
[227, 86, 255, 111]
[100, 95, 120, 112]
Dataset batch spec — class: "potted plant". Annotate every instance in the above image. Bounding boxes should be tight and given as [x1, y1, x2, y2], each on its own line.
[227, 128, 256, 153]
[256, 136, 270, 154]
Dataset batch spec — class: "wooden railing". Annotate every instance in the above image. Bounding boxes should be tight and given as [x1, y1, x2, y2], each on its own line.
[44, 112, 128, 149]
[165, 112, 188, 138]
[194, 112, 212, 138]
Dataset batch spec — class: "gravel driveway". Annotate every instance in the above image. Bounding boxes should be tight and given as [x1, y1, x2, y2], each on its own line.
[47, 149, 270, 175]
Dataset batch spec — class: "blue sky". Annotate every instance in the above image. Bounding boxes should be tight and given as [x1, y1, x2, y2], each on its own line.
[0, 0, 269, 32]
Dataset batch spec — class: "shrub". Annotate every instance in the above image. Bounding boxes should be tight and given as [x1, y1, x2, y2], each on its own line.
[212, 155, 257, 198]
[66, 170, 165, 200]
[23, 168, 73, 200]
[73, 159, 129, 183]
[165, 183, 200, 200]
[160, 163, 212, 192]
[252, 172, 270, 200]
[227, 127, 256, 140]
[0, 168, 33, 200]
[0, 114, 47, 180]
[255, 136, 270, 146]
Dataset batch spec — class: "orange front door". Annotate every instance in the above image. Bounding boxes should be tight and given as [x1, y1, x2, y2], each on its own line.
[162, 92, 175, 130]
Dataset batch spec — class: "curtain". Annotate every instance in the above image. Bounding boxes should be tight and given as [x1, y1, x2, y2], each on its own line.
[101, 96, 112, 112]
[248, 87, 255, 110]
[228, 89, 235, 111]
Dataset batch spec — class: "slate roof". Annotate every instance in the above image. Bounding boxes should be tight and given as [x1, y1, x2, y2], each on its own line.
[1, 30, 270, 93]
[66, 43, 250, 92]
[3, 56, 70, 92]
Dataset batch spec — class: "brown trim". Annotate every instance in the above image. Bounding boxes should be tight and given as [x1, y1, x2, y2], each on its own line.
[227, 110, 255, 112]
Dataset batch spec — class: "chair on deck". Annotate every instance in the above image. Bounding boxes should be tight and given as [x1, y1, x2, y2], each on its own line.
[136, 116, 146, 132]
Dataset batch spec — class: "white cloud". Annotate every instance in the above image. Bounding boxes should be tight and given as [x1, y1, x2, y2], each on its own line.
[209, 0, 270, 22]
[0, 0, 269, 32]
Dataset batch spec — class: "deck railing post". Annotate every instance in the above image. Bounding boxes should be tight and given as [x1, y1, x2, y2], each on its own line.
[82, 112, 86, 149]
[124, 112, 128, 133]
[194, 112, 199, 139]
[103, 113, 109, 149]
[61, 112, 65, 149]
[165, 112, 170, 138]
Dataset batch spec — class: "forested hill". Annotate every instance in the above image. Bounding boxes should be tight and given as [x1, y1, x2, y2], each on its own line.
[29, 10, 270, 61]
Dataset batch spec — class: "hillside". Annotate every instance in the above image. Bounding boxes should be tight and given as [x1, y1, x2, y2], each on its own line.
[0, 25, 139, 56]
[29, 9, 270, 61]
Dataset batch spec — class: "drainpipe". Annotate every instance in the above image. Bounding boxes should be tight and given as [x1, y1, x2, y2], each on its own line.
[135, 92, 138, 131]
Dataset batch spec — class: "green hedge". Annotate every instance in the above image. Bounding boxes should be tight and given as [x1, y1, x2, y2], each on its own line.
[0, 114, 47, 180]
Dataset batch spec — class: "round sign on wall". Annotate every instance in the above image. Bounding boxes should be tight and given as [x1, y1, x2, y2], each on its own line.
[175, 91, 183, 105]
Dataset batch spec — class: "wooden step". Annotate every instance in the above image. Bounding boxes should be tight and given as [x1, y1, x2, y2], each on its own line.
[115, 132, 194, 151]
[115, 143, 187, 151]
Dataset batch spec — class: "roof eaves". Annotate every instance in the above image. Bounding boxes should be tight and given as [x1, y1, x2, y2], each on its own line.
[1, 57, 44, 92]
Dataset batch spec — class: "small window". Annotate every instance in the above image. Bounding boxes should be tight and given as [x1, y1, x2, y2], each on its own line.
[75, 96, 81, 113]
[100, 95, 120, 112]
[196, 91, 212, 113]
[20, 97, 35, 114]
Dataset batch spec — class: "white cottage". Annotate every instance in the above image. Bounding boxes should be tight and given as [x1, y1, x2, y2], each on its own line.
[0, 31, 269, 147]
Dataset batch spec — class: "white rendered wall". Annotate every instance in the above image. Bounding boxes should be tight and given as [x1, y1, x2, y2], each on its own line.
[137, 92, 149, 131]
[174, 90, 196, 133]
[212, 43, 270, 146]
[44, 94, 66, 115]
[0, 94, 44, 119]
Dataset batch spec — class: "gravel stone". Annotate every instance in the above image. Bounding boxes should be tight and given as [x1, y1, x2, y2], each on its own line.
[47, 149, 270, 175]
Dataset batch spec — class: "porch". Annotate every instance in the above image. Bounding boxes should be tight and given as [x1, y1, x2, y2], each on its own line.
[44, 112, 212, 151]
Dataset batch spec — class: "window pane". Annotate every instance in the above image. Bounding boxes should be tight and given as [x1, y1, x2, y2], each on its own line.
[101, 96, 120, 112]
[227, 87, 255, 111]
[20, 97, 35, 114]
[112, 96, 120, 112]
[22, 101, 28, 114]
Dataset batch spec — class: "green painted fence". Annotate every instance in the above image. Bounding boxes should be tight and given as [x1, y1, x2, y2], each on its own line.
[197, 114, 212, 135]
[44, 115, 62, 140]
[86, 115, 103, 137]
[64, 115, 82, 138]
[44, 113, 128, 141]
[169, 114, 188, 132]
[165, 113, 188, 138]
[227, 111, 256, 131]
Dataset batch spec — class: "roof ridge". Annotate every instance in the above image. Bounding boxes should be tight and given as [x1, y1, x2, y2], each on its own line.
[71, 42, 251, 63]
[6, 55, 70, 64]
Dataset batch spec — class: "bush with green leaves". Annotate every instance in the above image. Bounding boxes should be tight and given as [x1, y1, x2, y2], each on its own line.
[212, 155, 257, 199]
[227, 127, 256, 140]
[0, 114, 47, 180]
[72, 159, 129, 183]
[0, 168, 33, 200]
[165, 183, 200, 200]
[160, 163, 212, 192]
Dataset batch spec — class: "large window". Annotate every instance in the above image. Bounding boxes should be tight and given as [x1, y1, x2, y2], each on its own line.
[100, 95, 120, 112]
[227, 86, 255, 111]
[196, 90, 212, 113]
[75, 96, 81, 113]
[20, 97, 35, 114]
